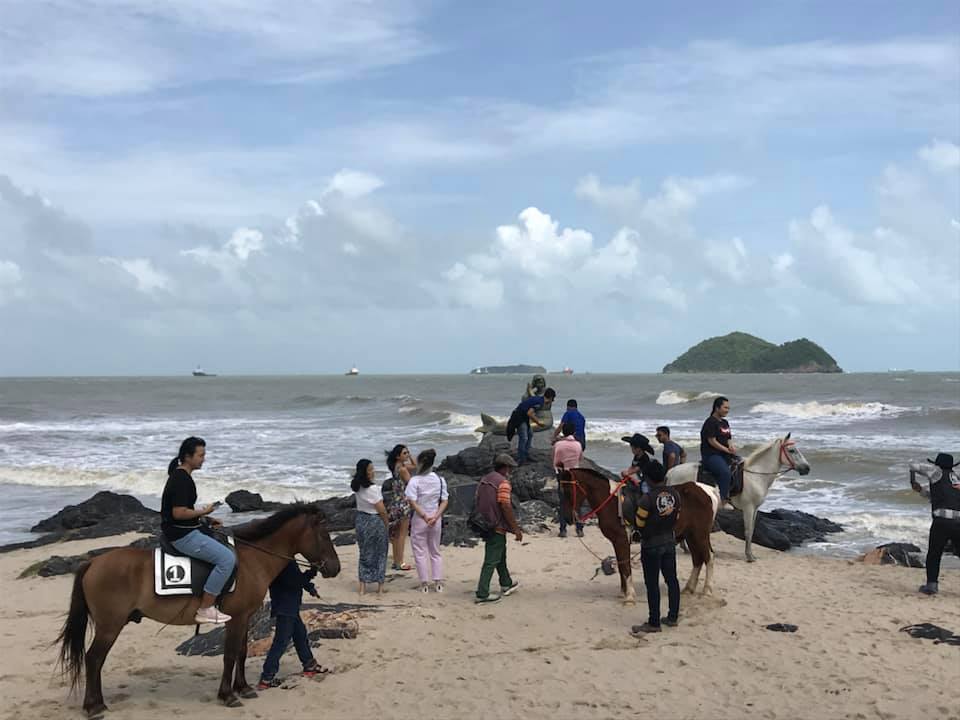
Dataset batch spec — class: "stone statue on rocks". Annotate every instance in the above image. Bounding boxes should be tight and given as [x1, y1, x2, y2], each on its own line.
[474, 374, 555, 449]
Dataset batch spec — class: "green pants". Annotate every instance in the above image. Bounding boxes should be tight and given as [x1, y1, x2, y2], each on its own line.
[476, 532, 513, 599]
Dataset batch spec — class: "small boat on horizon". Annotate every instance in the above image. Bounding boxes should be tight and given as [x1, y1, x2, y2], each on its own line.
[345, 366, 359, 376]
[192, 366, 217, 377]
[562, 367, 573, 375]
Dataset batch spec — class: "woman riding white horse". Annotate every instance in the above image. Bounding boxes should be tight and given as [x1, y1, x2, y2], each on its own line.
[667, 433, 810, 562]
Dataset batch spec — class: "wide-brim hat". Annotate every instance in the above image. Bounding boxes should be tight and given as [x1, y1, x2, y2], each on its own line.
[494, 453, 518, 468]
[927, 452, 958, 470]
[621, 433, 655, 454]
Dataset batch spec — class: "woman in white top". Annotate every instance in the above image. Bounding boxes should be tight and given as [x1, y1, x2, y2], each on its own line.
[404, 449, 449, 592]
[351, 459, 390, 595]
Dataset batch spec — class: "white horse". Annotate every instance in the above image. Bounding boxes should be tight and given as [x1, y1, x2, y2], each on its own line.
[667, 433, 811, 562]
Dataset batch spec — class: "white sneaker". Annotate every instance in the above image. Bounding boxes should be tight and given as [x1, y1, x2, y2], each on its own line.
[434, 582, 444, 593]
[420, 583, 429, 593]
[194, 606, 232, 624]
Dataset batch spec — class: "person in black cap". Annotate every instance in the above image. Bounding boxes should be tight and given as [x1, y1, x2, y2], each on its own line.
[909, 452, 960, 595]
[620, 433, 665, 494]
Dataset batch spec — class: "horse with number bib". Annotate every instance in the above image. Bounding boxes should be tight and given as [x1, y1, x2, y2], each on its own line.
[667, 433, 810, 562]
[557, 467, 720, 602]
[57, 503, 341, 718]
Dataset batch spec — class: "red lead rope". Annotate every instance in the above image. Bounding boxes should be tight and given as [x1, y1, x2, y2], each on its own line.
[562, 476, 631, 524]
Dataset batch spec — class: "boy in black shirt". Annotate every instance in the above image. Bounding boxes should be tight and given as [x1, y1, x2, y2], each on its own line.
[258, 561, 326, 689]
[630, 476, 681, 635]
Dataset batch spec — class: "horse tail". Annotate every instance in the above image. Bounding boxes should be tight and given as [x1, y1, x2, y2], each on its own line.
[56, 561, 91, 690]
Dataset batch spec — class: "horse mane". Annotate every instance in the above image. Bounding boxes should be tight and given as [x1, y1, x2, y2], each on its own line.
[744, 437, 781, 464]
[570, 467, 613, 485]
[232, 502, 326, 542]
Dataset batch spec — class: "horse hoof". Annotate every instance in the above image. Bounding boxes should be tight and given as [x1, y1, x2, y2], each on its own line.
[86, 704, 108, 720]
[219, 695, 244, 708]
[237, 687, 259, 699]
[746, 555, 757, 563]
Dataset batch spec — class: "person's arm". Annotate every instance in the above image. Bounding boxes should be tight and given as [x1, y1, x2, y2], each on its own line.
[527, 406, 544, 427]
[707, 437, 733, 454]
[498, 485, 522, 541]
[374, 499, 389, 528]
[552, 445, 562, 471]
[909, 463, 933, 498]
[664, 452, 677, 470]
[426, 479, 449, 525]
[172, 505, 213, 520]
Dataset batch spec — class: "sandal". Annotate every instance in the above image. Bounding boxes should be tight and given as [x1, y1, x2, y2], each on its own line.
[391, 562, 413, 571]
[257, 677, 282, 691]
[303, 661, 332, 678]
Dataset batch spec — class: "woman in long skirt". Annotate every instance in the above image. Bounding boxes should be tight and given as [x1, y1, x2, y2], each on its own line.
[351, 459, 389, 595]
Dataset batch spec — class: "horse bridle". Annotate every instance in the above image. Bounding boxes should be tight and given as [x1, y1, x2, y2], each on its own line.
[743, 439, 798, 476]
[232, 535, 328, 572]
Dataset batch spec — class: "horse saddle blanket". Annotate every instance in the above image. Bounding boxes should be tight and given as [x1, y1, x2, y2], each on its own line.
[697, 461, 745, 497]
[154, 535, 237, 597]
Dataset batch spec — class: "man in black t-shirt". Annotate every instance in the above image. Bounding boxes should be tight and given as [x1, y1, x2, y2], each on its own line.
[700, 396, 737, 503]
[630, 478, 681, 634]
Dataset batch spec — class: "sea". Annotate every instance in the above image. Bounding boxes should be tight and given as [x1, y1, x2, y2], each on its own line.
[1, 373, 958, 559]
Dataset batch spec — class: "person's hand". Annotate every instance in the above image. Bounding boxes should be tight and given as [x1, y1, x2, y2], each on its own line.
[514, 530, 523, 542]
[426, 513, 439, 527]
[910, 479, 922, 493]
[208, 517, 223, 528]
[200, 504, 215, 515]
[305, 582, 319, 598]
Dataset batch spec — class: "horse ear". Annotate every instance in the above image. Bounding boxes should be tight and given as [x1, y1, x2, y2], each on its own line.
[785, 432, 792, 440]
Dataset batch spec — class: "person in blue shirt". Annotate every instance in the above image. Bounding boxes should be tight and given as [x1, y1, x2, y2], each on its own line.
[512, 387, 556, 464]
[655, 426, 685, 471]
[554, 398, 586, 449]
[258, 561, 327, 689]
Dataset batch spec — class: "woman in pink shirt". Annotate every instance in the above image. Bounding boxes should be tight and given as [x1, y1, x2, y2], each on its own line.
[552, 421, 584, 537]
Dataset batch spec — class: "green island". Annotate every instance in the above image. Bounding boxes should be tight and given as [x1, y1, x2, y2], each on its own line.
[469, 364, 547, 375]
[663, 332, 842, 374]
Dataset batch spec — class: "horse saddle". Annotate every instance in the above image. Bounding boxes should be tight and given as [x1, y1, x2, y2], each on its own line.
[697, 460, 745, 497]
[154, 532, 238, 597]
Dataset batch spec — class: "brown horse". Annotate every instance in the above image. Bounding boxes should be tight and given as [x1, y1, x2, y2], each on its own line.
[57, 503, 341, 718]
[557, 468, 719, 602]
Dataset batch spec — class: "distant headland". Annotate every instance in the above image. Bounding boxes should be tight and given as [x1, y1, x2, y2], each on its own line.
[470, 364, 547, 375]
[663, 332, 843, 374]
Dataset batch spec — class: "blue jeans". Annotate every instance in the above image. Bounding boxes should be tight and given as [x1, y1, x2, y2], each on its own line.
[702, 454, 732, 500]
[260, 615, 314, 681]
[171, 529, 237, 596]
[558, 489, 584, 534]
[517, 422, 532, 463]
[640, 543, 680, 627]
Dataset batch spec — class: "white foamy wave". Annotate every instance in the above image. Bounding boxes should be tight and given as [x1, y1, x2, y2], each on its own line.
[444, 412, 484, 433]
[749, 401, 917, 420]
[656, 390, 720, 405]
[0, 465, 347, 504]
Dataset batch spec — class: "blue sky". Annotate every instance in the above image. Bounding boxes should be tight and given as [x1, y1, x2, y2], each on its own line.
[0, 0, 958, 374]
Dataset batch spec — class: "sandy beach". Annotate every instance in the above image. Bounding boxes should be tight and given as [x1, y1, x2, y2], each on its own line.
[0, 528, 957, 720]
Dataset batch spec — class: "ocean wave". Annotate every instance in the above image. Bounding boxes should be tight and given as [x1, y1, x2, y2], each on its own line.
[0, 465, 347, 504]
[749, 401, 917, 420]
[656, 390, 721, 406]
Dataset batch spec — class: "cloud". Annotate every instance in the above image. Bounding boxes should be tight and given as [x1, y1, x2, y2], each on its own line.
[100, 258, 170, 294]
[918, 139, 960, 172]
[440, 206, 686, 311]
[0, 1, 432, 97]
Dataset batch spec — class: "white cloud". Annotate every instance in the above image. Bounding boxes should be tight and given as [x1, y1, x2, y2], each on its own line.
[441, 262, 504, 309]
[324, 170, 384, 200]
[789, 205, 923, 305]
[918, 139, 960, 172]
[704, 236, 749, 283]
[0, 1, 432, 97]
[182, 227, 265, 275]
[0, 260, 23, 304]
[100, 257, 170, 294]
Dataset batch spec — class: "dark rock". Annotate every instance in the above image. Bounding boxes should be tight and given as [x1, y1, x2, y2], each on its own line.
[445, 481, 479, 517]
[315, 495, 356, 532]
[440, 517, 479, 548]
[515, 500, 555, 532]
[876, 542, 925, 568]
[20, 536, 157, 578]
[0, 491, 161, 553]
[716, 507, 843, 551]
[510, 461, 553, 502]
[332, 532, 357, 547]
[439, 445, 500, 476]
[225, 490, 285, 513]
[31, 491, 155, 532]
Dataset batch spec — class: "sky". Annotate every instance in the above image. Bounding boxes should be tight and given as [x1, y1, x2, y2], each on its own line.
[0, 0, 958, 375]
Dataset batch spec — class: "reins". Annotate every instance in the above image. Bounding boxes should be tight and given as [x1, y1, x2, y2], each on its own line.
[231, 535, 327, 573]
[742, 439, 798, 477]
[559, 472, 637, 570]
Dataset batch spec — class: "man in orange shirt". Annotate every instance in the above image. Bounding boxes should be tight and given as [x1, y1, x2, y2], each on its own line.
[553, 421, 584, 537]
[474, 454, 523, 603]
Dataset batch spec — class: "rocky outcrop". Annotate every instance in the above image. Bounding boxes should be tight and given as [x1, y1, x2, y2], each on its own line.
[715, 508, 843, 551]
[0, 491, 160, 553]
[859, 542, 925, 568]
[224, 490, 285, 513]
